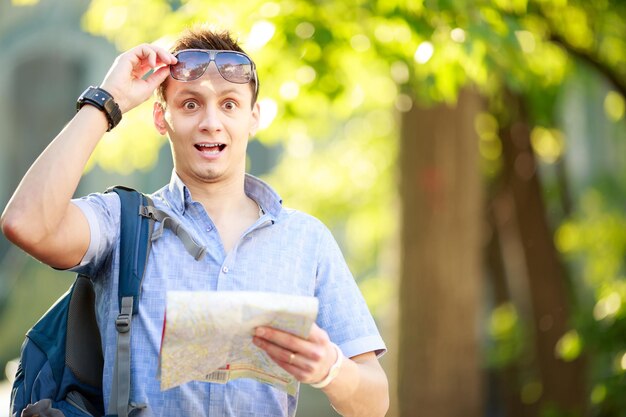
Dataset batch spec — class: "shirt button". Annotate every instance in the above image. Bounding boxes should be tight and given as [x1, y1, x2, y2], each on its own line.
[222, 266, 229, 273]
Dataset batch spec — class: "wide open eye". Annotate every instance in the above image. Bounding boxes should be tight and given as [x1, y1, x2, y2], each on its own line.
[183, 101, 198, 110]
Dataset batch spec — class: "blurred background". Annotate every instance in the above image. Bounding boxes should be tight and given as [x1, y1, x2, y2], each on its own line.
[1, 0, 625, 416]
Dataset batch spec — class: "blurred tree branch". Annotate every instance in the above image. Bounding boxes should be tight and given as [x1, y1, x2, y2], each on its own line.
[549, 32, 626, 98]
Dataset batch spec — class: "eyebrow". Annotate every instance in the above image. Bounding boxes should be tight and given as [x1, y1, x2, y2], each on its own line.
[172, 87, 246, 100]
[172, 89, 202, 99]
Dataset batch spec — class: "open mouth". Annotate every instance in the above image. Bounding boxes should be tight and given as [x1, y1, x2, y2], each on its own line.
[194, 143, 226, 154]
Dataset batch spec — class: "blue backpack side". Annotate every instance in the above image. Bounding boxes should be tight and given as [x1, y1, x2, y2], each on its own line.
[10, 187, 154, 417]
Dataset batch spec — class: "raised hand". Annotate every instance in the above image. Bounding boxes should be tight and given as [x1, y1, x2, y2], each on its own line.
[100, 43, 177, 114]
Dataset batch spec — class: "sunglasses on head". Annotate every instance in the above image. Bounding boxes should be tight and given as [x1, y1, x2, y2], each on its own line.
[170, 49, 258, 95]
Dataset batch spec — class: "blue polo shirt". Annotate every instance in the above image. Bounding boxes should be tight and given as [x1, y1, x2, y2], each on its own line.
[71, 171, 386, 417]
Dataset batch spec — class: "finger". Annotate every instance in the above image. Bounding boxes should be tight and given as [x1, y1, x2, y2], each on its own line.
[135, 44, 158, 67]
[136, 44, 177, 67]
[132, 49, 175, 81]
[252, 337, 317, 379]
[152, 45, 177, 65]
[253, 336, 297, 365]
[131, 63, 154, 79]
[280, 357, 317, 378]
[256, 327, 329, 367]
[126, 44, 153, 64]
[129, 44, 169, 71]
[254, 327, 313, 356]
[286, 351, 316, 373]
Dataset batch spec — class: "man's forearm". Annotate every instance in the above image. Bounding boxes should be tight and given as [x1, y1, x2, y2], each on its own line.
[322, 353, 389, 417]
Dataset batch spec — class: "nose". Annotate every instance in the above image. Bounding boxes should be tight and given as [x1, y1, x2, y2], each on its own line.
[198, 103, 223, 134]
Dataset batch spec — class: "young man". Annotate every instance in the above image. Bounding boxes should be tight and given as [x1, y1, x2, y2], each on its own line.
[1, 27, 388, 416]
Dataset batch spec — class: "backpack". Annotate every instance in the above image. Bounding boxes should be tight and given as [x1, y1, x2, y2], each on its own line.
[10, 187, 155, 417]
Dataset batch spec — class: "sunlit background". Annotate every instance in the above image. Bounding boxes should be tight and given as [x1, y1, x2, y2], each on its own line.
[1, 0, 625, 416]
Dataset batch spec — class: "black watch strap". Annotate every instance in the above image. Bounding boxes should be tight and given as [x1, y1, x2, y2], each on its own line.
[77, 86, 122, 131]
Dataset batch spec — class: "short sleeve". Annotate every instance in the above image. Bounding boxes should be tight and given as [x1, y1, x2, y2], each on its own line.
[314, 226, 386, 359]
[67, 192, 121, 277]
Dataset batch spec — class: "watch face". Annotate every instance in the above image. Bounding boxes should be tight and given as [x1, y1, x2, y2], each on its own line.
[77, 87, 121, 130]
[89, 88, 110, 104]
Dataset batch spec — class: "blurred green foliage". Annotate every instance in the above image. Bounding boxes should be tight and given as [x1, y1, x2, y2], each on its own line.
[556, 190, 626, 416]
[486, 302, 526, 368]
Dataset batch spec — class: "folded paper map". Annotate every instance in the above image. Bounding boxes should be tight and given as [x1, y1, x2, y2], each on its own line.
[158, 291, 319, 395]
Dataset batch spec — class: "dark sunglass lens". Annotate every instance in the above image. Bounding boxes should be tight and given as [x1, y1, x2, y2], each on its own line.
[171, 51, 210, 81]
[215, 53, 253, 84]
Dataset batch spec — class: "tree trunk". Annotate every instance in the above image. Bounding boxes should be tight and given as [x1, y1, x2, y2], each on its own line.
[498, 92, 587, 415]
[398, 89, 484, 417]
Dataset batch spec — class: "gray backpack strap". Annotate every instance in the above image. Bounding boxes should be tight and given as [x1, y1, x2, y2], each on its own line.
[140, 204, 207, 261]
[108, 296, 135, 417]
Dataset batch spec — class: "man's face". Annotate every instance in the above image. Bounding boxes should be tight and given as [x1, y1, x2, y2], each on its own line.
[153, 63, 259, 187]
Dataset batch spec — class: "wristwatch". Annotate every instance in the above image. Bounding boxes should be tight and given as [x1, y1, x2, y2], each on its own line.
[310, 343, 344, 389]
[76, 86, 122, 131]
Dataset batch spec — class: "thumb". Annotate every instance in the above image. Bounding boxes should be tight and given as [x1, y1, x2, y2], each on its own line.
[144, 66, 171, 90]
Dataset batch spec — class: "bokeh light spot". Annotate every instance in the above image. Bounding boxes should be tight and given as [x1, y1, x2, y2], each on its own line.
[103, 6, 127, 32]
[390, 61, 410, 84]
[450, 28, 466, 43]
[515, 30, 536, 53]
[259, 2, 280, 17]
[594, 292, 622, 321]
[395, 94, 413, 112]
[555, 330, 582, 361]
[247, 20, 275, 51]
[296, 65, 316, 84]
[414, 41, 434, 64]
[350, 34, 371, 52]
[530, 127, 564, 163]
[295, 22, 315, 39]
[604, 91, 625, 122]
[279, 81, 300, 100]
[520, 381, 542, 404]
[258, 98, 278, 130]
[591, 384, 607, 404]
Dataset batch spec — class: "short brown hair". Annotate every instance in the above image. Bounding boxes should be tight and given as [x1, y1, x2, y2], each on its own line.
[156, 26, 259, 105]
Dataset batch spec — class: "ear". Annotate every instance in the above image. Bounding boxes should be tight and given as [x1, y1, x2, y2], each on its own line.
[249, 101, 260, 137]
[153, 102, 168, 135]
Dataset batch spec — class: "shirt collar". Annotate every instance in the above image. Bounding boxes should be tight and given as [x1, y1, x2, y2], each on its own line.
[164, 170, 283, 219]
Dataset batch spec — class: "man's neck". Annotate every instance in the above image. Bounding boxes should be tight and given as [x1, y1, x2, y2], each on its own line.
[177, 171, 260, 253]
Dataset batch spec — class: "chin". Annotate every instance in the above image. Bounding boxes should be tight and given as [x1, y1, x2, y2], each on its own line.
[197, 169, 225, 183]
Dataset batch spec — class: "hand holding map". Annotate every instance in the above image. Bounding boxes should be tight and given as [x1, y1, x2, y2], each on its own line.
[159, 291, 319, 395]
